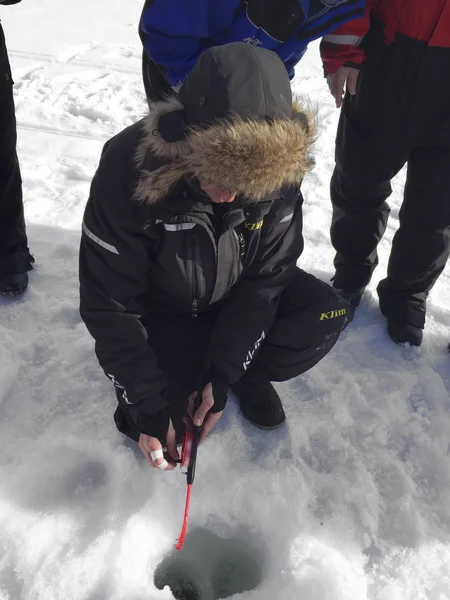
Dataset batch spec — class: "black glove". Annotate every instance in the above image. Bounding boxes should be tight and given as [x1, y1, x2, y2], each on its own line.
[202, 366, 229, 414]
[123, 402, 170, 445]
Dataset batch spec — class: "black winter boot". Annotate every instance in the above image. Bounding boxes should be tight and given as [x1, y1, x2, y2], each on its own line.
[333, 286, 365, 308]
[231, 372, 286, 430]
[0, 245, 34, 297]
[0, 272, 29, 296]
[387, 318, 423, 347]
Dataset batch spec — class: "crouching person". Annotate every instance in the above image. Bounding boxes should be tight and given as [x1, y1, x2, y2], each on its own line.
[79, 43, 353, 469]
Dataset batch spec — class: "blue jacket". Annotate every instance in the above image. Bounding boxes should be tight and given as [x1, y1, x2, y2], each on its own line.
[140, 0, 366, 86]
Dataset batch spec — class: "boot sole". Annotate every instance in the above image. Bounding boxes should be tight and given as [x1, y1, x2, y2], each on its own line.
[0, 287, 27, 297]
[240, 408, 286, 430]
[388, 333, 422, 348]
[333, 287, 365, 308]
[387, 321, 423, 347]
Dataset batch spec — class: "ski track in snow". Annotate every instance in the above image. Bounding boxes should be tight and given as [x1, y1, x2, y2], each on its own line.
[1, 2, 450, 599]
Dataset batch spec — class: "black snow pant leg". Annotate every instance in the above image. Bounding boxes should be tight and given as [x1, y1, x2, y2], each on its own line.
[377, 146, 450, 328]
[142, 50, 175, 105]
[0, 24, 27, 256]
[330, 95, 410, 291]
[330, 159, 393, 291]
[330, 19, 413, 291]
[254, 268, 354, 383]
[114, 311, 218, 441]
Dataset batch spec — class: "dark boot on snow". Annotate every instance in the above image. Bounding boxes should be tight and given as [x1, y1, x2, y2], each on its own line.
[0, 272, 29, 296]
[387, 318, 423, 347]
[0, 245, 34, 297]
[231, 372, 286, 430]
[333, 286, 365, 308]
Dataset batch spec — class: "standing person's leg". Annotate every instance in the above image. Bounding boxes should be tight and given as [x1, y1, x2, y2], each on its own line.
[231, 269, 353, 429]
[377, 146, 450, 346]
[0, 23, 33, 296]
[331, 138, 400, 302]
[330, 22, 411, 306]
[138, 0, 174, 104]
[141, 49, 175, 104]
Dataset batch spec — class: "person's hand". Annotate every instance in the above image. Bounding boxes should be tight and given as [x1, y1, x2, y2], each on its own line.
[327, 66, 360, 108]
[186, 383, 223, 444]
[139, 419, 179, 470]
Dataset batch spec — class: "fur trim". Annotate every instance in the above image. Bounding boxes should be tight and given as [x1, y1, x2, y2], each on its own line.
[134, 96, 191, 166]
[293, 96, 318, 141]
[135, 97, 317, 204]
[135, 160, 190, 205]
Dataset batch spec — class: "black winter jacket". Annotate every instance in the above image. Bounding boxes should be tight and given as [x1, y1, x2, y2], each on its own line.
[80, 122, 304, 439]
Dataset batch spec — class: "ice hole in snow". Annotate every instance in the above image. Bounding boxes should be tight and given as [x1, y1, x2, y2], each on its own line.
[154, 528, 263, 600]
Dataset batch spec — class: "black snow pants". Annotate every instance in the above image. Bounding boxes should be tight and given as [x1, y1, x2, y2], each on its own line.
[115, 268, 353, 440]
[0, 23, 30, 273]
[330, 15, 450, 329]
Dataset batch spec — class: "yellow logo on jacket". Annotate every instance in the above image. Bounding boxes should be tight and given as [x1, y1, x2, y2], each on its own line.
[244, 220, 263, 231]
[320, 308, 347, 321]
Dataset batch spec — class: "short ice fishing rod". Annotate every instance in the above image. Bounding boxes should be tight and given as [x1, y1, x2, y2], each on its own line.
[175, 386, 204, 550]
[175, 423, 200, 550]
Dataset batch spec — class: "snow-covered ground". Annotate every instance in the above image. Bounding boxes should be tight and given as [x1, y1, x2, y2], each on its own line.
[1, 2, 450, 599]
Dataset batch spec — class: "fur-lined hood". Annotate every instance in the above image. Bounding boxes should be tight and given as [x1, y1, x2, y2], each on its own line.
[134, 44, 317, 204]
[135, 97, 316, 204]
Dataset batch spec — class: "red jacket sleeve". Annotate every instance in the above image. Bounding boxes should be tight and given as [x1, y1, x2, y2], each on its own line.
[320, 1, 377, 75]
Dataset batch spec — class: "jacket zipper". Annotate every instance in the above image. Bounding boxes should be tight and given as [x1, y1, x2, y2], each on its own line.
[190, 236, 199, 318]
[151, 208, 247, 309]
[237, 232, 246, 257]
[191, 297, 198, 318]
